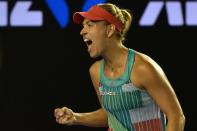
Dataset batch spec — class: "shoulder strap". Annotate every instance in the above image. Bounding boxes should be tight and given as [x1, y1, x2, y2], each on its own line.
[127, 49, 135, 82]
[99, 59, 105, 84]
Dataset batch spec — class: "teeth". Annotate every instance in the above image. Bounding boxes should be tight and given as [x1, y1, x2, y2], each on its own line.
[84, 39, 89, 42]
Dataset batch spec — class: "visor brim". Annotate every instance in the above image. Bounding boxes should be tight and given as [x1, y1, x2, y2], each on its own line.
[73, 12, 104, 24]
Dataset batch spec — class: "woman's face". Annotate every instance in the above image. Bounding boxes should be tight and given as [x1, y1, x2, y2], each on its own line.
[80, 19, 108, 58]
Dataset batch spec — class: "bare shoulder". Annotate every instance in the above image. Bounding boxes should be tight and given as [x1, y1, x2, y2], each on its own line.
[89, 60, 103, 89]
[133, 51, 166, 88]
[134, 51, 160, 70]
[135, 51, 164, 74]
[89, 60, 102, 76]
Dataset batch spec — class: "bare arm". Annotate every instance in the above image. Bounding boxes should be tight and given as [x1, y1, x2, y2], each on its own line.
[134, 53, 185, 131]
[54, 61, 108, 127]
[73, 108, 107, 127]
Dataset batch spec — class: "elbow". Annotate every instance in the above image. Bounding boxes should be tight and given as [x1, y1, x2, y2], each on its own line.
[178, 111, 185, 123]
[179, 113, 186, 131]
[176, 112, 186, 125]
[166, 113, 186, 131]
[176, 112, 186, 129]
[167, 111, 186, 126]
[181, 113, 186, 126]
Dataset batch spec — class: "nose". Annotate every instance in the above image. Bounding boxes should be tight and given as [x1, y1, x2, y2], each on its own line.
[80, 26, 88, 36]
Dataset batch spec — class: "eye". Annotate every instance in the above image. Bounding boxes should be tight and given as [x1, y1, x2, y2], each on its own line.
[87, 21, 95, 26]
[87, 23, 92, 27]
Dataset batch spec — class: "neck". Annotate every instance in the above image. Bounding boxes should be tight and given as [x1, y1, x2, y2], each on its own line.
[102, 41, 128, 70]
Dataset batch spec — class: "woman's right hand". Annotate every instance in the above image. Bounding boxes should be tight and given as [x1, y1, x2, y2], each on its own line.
[54, 107, 76, 125]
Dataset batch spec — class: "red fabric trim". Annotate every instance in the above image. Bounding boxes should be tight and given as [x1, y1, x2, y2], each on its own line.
[73, 6, 123, 32]
[133, 118, 162, 131]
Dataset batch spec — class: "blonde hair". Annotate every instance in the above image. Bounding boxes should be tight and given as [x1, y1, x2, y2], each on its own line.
[97, 3, 132, 42]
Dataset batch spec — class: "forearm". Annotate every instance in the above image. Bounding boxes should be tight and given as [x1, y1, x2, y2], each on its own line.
[166, 114, 185, 131]
[73, 108, 108, 127]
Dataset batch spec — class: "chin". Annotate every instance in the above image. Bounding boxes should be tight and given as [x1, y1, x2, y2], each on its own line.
[89, 52, 100, 59]
[90, 54, 97, 58]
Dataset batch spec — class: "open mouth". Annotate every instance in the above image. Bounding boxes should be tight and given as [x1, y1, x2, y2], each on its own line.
[84, 38, 92, 46]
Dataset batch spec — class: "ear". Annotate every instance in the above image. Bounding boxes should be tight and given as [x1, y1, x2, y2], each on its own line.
[106, 24, 116, 38]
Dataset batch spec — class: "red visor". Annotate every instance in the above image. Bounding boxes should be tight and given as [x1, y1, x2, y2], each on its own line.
[73, 6, 123, 32]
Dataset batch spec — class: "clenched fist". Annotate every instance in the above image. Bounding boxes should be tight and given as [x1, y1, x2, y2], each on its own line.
[54, 107, 76, 125]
